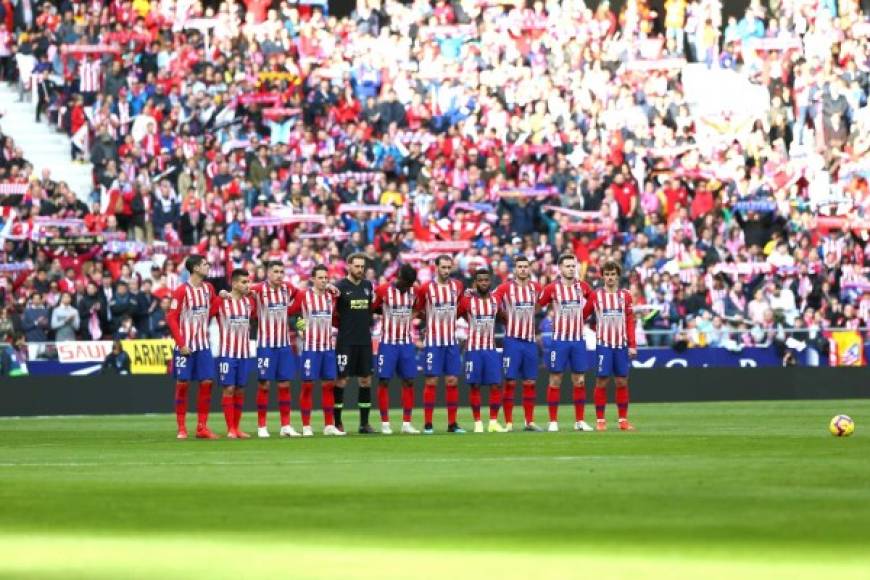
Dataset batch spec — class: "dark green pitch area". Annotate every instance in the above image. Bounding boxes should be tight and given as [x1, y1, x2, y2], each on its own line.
[0, 400, 868, 579]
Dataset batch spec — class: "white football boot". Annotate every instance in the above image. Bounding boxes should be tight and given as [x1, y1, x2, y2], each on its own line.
[323, 425, 347, 436]
[280, 425, 301, 438]
[401, 422, 420, 434]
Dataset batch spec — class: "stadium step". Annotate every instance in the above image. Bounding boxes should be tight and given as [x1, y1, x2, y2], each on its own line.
[0, 82, 94, 202]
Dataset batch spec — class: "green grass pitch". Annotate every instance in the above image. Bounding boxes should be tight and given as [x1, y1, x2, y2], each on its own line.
[0, 400, 868, 579]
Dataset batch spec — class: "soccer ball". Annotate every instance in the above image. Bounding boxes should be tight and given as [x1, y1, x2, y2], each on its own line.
[829, 415, 855, 437]
[295, 318, 306, 332]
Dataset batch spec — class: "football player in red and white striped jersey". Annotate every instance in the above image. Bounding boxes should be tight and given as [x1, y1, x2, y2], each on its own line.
[589, 261, 637, 431]
[538, 253, 595, 432]
[288, 265, 344, 437]
[250, 261, 301, 439]
[210, 269, 257, 439]
[414, 255, 465, 434]
[372, 264, 420, 435]
[167, 255, 218, 440]
[492, 255, 542, 432]
[458, 268, 503, 434]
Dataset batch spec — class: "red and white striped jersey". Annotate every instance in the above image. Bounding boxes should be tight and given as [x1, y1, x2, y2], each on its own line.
[167, 281, 215, 352]
[251, 282, 299, 348]
[79, 58, 102, 93]
[210, 294, 257, 358]
[492, 280, 541, 342]
[591, 288, 637, 349]
[458, 292, 498, 351]
[289, 289, 336, 352]
[414, 279, 464, 347]
[538, 280, 594, 342]
[373, 284, 416, 345]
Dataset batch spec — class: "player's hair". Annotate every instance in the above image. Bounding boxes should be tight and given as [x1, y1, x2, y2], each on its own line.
[312, 264, 329, 277]
[231, 268, 249, 282]
[514, 254, 530, 265]
[435, 254, 453, 267]
[602, 260, 622, 276]
[347, 252, 367, 265]
[557, 253, 577, 266]
[185, 255, 206, 274]
[265, 260, 284, 271]
[398, 264, 417, 285]
[474, 267, 492, 279]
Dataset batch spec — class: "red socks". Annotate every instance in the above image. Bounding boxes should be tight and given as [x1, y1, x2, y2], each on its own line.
[197, 381, 213, 428]
[378, 384, 390, 423]
[573, 383, 586, 421]
[446, 383, 459, 425]
[616, 385, 629, 420]
[322, 381, 335, 426]
[277, 382, 291, 427]
[503, 381, 516, 424]
[522, 381, 536, 425]
[423, 383, 436, 425]
[401, 384, 414, 422]
[488, 386, 502, 421]
[222, 394, 234, 433]
[256, 385, 269, 428]
[469, 386, 482, 422]
[594, 385, 607, 420]
[547, 386, 560, 422]
[300, 381, 313, 427]
[174, 381, 188, 430]
[233, 391, 244, 431]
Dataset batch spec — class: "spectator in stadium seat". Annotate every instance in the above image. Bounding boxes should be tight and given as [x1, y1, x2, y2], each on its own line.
[152, 185, 180, 242]
[114, 314, 138, 340]
[108, 281, 136, 334]
[148, 296, 171, 339]
[22, 292, 50, 343]
[50, 292, 80, 342]
[130, 278, 154, 337]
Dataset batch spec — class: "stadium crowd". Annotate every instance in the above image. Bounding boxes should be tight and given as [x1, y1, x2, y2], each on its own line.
[0, 0, 869, 361]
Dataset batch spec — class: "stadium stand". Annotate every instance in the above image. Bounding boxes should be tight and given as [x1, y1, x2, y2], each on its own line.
[0, 0, 868, 364]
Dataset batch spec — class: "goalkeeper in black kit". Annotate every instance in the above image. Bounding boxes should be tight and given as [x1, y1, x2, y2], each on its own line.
[333, 253, 377, 433]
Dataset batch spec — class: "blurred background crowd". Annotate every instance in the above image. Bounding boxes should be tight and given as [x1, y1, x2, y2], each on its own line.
[0, 0, 867, 363]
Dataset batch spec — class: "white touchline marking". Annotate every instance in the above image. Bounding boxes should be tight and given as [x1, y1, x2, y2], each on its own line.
[0, 456, 610, 468]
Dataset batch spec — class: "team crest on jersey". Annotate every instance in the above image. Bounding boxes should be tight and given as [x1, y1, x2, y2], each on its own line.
[170, 298, 178, 310]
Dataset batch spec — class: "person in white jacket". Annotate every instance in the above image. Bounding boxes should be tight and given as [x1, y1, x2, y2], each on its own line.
[51, 292, 80, 341]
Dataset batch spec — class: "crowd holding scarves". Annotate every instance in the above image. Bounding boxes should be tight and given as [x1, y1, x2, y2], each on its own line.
[0, 0, 867, 359]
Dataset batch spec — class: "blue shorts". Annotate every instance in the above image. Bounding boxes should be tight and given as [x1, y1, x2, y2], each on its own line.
[256, 346, 298, 382]
[218, 357, 254, 387]
[300, 349, 337, 381]
[424, 344, 461, 377]
[502, 337, 538, 380]
[547, 340, 589, 373]
[465, 349, 502, 385]
[596, 345, 630, 378]
[173, 348, 214, 382]
[378, 343, 417, 381]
